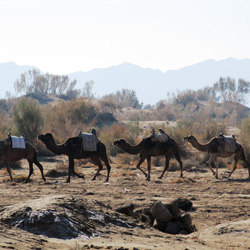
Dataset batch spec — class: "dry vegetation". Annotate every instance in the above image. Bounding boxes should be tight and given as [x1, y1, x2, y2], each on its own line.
[0, 76, 250, 249]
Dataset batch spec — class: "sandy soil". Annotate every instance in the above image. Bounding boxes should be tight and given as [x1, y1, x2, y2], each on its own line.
[1, 155, 250, 250]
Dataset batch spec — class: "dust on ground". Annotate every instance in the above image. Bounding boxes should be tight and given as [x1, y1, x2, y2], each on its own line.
[1, 155, 250, 250]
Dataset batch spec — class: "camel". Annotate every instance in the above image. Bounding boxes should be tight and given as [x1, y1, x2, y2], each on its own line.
[113, 131, 183, 181]
[38, 132, 111, 183]
[0, 135, 46, 183]
[183, 134, 250, 179]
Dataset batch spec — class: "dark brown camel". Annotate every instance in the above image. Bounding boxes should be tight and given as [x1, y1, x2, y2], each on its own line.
[114, 134, 183, 181]
[38, 132, 111, 183]
[183, 134, 250, 179]
[0, 136, 46, 183]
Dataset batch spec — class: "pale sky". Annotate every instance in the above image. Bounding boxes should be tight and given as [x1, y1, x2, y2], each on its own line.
[1, 0, 250, 74]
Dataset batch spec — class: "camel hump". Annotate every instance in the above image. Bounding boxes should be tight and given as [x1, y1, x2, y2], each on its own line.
[91, 129, 97, 136]
[151, 129, 170, 143]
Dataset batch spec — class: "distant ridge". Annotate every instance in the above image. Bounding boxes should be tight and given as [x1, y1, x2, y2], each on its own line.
[0, 58, 250, 105]
[68, 58, 250, 105]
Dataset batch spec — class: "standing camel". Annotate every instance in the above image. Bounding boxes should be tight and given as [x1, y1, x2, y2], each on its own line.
[183, 135, 250, 179]
[0, 136, 46, 183]
[38, 132, 111, 183]
[114, 133, 183, 181]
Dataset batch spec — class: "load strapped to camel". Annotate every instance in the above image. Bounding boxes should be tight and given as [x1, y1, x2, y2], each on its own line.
[3, 133, 26, 149]
[151, 128, 170, 143]
[218, 133, 236, 153]
[78, 129, 100, 152]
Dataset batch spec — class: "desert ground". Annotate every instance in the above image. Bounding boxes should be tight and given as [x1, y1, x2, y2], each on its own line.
[1, 153, 250, 250]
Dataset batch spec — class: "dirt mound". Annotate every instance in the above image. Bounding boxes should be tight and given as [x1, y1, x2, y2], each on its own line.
[0, 195, 137, 240]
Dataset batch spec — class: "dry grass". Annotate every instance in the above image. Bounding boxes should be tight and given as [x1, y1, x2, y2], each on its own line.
[170, 177, 196, 184]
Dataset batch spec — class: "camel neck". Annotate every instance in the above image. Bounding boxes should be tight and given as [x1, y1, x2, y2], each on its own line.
[190, 139, 209, 152]
[46, 140, 66, 155]
[122, 142, 142, 154]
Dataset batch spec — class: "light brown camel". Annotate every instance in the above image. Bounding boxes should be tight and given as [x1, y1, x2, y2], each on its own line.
[183, 134, 250, 179]
[38, 132, 111, 183]
[0, 136, 46, 183]
[113, 134, 183, 181]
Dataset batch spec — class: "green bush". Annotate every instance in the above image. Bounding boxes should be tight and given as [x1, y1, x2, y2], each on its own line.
[12, 98, 44, 142]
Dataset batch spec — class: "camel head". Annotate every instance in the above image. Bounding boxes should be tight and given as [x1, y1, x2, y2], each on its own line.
[113, 139, 127, 149]
[183, 135, 196, 143]
[38, 133, 54, 144]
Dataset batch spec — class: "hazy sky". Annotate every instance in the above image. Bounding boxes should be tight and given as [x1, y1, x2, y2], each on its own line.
[1, 0, 250, 74]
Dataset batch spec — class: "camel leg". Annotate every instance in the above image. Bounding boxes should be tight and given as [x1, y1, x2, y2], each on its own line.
[91, 157, 104, 181]
[33, 157, 46, 182]
[206, 155, 217, 177]
[25, 160, 34, 183]
[214, 158, 219, 179]
[146, 156, 151, 181]
[227, 157, 238, 178]
[67, 157, 84, 183]
[159, 155, 170, 179]
[238, 151, 250, 179]
[100, 152, 111, 182]
[243, 159, 250, 179]
[173, 152, 183, 178]
[136, 157, 147, 177]
[4, 162, 13, 181]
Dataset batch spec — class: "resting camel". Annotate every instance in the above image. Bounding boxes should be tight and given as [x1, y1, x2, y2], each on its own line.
[0, 135, 46, 183]
[114, 131, 183, 181]
[38, 132, 111, 183]
[183, 134, 250, 179]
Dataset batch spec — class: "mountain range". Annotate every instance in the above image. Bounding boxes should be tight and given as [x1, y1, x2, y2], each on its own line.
[1, 58, 250, 105]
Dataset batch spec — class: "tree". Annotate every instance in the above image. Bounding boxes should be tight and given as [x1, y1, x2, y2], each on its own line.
[212, 77, 250, 104]
[14, 69, 78, 97]
[237, 79, 250, 104]
[13, 98, 44, 142]
[82, 81, 94, 99]
[102, 89, 142, 108]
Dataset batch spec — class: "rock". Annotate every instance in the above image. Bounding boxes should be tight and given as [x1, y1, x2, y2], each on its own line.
[171, 198, 194, 211]
[153, 219, 166, 232]
[180, 214, 196, 233]
[165, 221, 180, 234]
[150, 201, 172, 222]
[115, 203, 135, 216]
[165, 203, 182, 219]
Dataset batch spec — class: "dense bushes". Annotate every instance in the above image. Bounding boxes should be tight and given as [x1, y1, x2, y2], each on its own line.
[0, 78, 248, 165]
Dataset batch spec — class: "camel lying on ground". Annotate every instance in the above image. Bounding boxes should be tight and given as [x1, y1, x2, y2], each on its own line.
[183, 134, 250, 179]
[114, 130, 183, 181]
[38, 132, 111, 183]
[0, 135, 46, 183]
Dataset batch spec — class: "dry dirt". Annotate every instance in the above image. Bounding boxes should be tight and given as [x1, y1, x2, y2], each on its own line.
[1, 155, 250, 250]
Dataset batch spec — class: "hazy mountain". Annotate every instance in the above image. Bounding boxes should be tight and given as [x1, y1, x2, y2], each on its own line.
[69, 58, 250, 105]
[1, 58, 250, 105]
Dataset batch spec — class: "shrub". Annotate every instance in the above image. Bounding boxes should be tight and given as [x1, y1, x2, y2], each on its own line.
[12, 98, 44, 142]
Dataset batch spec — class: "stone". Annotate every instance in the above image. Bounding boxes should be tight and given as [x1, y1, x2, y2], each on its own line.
[150, 201, 172, 222]
[165, 221, 180, 234]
